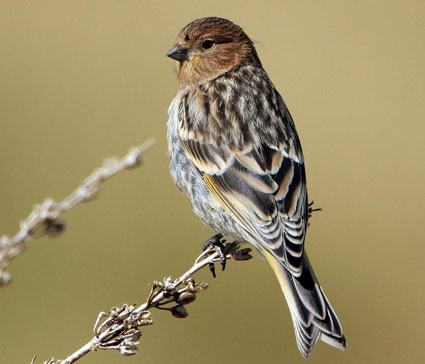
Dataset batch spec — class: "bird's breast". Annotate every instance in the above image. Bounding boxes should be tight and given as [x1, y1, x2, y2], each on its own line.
[166, 94, 244, 239]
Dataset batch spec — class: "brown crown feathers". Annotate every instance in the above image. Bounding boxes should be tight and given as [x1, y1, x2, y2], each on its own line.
[167, 17, 261, 86]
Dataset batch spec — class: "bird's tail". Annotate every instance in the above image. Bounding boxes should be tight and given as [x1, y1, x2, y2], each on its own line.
[263, 250, 346, 357]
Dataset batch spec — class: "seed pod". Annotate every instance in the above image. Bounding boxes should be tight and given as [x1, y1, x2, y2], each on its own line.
[171, 305, 188, 319]
[45, 219, 65, 235]
[177, 291, 196, 305]
[198, 282, 208, 291]
[190, 282, 208, 292]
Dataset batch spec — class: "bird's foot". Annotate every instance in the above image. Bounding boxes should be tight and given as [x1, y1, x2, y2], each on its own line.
[202, 234, 226, 278]
[202, 234, 253, 278]
[307, 200, 322, 226]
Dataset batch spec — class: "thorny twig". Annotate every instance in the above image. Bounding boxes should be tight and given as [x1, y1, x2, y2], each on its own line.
[0, 138, 156, 286]
[34, 241, 252, 364]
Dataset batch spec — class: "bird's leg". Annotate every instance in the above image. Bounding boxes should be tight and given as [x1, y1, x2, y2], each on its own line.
[307, 200, 322, 226]
[202, 233, 227, 278]
[202, 234, 253, 278]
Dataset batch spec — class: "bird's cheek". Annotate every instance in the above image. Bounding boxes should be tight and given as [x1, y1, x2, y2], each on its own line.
[179, 61, 191, 73]
[191, 55, 202, 68]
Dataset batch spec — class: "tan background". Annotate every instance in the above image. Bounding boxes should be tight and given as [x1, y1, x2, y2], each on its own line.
[1, 1, 424, 363]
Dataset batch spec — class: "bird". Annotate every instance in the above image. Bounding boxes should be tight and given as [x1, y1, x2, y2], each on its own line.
[166, 17, 346, 357]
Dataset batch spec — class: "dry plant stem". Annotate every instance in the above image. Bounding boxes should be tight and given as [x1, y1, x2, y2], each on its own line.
[68, 253, 217, 363]
[0, 138, 156, 287]
[38, 246, 242, 364]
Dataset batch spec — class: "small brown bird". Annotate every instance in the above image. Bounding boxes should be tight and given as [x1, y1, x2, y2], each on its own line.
[166, 17, 346, 357]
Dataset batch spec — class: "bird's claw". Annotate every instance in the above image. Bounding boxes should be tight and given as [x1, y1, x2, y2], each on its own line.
[202, 233, 224, 250]
[202, 234, 227, 278]
[208, 262, 216, 279]
[202, 234, 253, 278]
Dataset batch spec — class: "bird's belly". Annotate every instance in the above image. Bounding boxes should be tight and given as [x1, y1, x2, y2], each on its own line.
[169, 139, 240, 237]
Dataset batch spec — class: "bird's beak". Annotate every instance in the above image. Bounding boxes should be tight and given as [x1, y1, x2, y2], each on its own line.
[166, 45, 188, 62]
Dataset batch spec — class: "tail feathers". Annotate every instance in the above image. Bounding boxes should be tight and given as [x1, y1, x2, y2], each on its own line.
[264, 251, 346, 357]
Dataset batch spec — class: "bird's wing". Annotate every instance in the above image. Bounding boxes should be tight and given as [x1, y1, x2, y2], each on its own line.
[178, 84, 308, 276]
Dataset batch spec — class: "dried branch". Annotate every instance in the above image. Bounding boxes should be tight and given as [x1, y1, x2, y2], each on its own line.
[0, 138, 156, 287]
[34, 241, 252, 364]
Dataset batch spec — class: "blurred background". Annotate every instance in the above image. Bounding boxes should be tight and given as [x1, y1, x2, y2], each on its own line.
[1, 1, 424, 363]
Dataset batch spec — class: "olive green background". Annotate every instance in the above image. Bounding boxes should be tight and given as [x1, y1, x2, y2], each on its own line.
[1, 1, 424, 363]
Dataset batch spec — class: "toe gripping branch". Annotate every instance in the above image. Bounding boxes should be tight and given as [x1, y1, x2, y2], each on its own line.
[202, 234, 252, 278]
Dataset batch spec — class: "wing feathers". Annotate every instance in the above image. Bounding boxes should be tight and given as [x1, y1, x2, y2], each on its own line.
[178, 81, 308, 276]
[234, 149, 267, 175]
[182, 139, 234, 175]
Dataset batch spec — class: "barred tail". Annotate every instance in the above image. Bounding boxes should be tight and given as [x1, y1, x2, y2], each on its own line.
[264, 250, 346, 357]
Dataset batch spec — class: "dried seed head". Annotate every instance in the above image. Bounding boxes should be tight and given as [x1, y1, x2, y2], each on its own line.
[199, 282, 208, 290]
[0, 234, 9, 248]
[171, 305, 189, 319]
[45, 219, 65, 236]
[0, 271, 11, 286]
[125, 148, 142, 168]
[140, 310, 151, 320]
[190, 282, 208, 293]
[118, 328, 142, 355]
[177, 291, 196, 305]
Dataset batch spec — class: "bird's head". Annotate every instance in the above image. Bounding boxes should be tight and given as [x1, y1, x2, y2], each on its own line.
[167, 17, 260, 86]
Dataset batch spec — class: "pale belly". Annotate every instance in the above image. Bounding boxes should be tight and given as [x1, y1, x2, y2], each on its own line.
[166, 96, 245, 240]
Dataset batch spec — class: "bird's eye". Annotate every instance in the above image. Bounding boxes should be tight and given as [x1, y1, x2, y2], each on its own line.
[201, 40, 214, 50]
